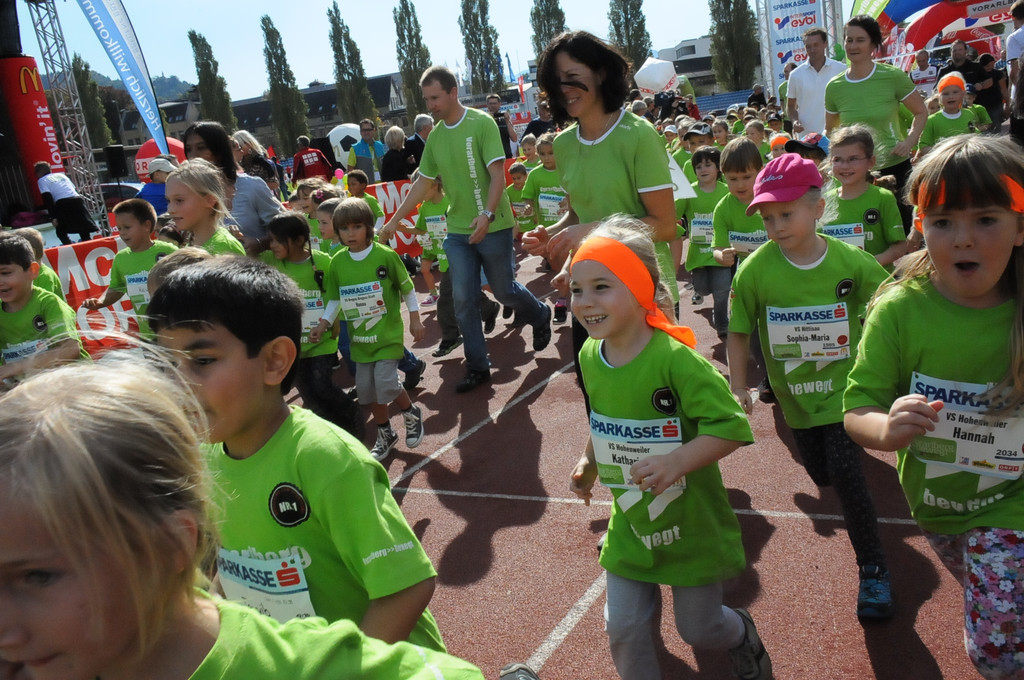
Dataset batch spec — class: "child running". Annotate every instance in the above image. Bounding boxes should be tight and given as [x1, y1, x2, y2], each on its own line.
[262, 211, 363, 438]
[0, 359, 484, 679]
[522, 132, 569, 322]
[11, 227, 63, 301]
[727, 153, 894, 620]
[568, 216, 769, 680]
[82, 198, 177, 338]
[918, 72, 979, 158]
[313, 198, 426, 461]
[405, 173, 450, 306]
[844, 135, 1024, 678]
[165, 159, 246, 256]
[505, 162, 535, 240]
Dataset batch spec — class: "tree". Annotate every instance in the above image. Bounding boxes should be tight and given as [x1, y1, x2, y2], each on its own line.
[188, 30, 236, 130]
[72, 53, 111, 148]
[529, 0, 567, 59]
[260, 15, 309, 156]
[709, 0, 759, 91]
[393, 0, 431, 118]
[327, 2, 378, 124]
[607, 0, 652, 77]
[98, 85, 133, 144]
[458, 0, 504, 94]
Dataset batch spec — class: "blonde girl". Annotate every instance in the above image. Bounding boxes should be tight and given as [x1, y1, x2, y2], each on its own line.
[306, 183, 342, 252]
[845, 134, 1024, 679]
[165, 159, 245, 256]
[568, 215, 770, 680]
[0, 360, 483, 679]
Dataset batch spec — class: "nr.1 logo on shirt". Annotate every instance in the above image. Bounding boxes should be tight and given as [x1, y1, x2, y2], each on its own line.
[651, 387, 677, 416]
[32, 315, 47, 333]
[268, 482, 310, 527]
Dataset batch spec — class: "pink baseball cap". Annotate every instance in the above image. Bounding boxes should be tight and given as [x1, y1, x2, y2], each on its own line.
[746, 153, 823, 216]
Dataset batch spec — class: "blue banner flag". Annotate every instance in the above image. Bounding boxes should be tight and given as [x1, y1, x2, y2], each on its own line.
[77, 0, 167, 154]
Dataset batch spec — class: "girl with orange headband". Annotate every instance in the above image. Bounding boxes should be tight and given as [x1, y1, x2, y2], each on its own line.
[567, 216, 771, 680]
[846, 134, 1024, 678]
[917, 71, 980, 159]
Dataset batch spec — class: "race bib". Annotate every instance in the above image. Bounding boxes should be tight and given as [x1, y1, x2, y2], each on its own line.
[1, 338, 47, 365]
[217, 549, 315, 623]
[589, 412, 685, 491]
[690, 213, 713, 244]
[301, 292, 325, 344]
[766, 303, 851, 361]
[311, 235, 322, 252]
[538, 192, 564, 220]
[910, 372, 1024, 480]
[424, 214, 448, 250]
[338, 280, 386, 322]
[125, 272, 150, 307]
[821, 223, 866, 250]
[728, 230, 768, 254]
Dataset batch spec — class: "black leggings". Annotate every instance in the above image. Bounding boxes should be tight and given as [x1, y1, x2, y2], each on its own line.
[791, 423, 887, 570]
[881, 158, 913, 236]
[294, 354, 365, 439]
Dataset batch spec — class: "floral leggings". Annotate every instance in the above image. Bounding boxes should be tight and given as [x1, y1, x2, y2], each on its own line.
[925, 528, 1024, 679]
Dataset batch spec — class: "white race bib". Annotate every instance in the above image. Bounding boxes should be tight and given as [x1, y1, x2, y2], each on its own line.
[766, 303, 851, 362]
[538, 192, 564, 220]
[910, 372, 1024, 480]
[300, 291, 325, 344]
[338, 280, 386, 322]
[821, 223, 866, 249]
[728, 230, 768, 254]
[217, 549, 315, 623]
[1, 338, 46, 365]
[125, 272, 150, 307]
[690, 213, 713, 244]
[424, 214, 448, 250]
[589, 412, 685, 491]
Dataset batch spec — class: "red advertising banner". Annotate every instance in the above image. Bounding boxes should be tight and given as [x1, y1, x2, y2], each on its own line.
[364, 180, 423, 257]
[0, 56, 62, 204]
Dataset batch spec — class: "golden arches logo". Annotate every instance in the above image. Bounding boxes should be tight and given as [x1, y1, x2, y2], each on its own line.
[19, 66, 42, 95]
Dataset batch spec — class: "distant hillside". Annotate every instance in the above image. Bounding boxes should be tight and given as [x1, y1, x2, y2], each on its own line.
[41, 69, 195, 102]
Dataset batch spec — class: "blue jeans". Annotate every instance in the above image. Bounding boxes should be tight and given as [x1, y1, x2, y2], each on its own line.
[444, 228, 546, 373]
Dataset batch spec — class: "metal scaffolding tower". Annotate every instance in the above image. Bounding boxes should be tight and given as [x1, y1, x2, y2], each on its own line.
[24, 0, 107, 230]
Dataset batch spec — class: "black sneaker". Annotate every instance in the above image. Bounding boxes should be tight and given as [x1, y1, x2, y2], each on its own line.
[532, 305, 552, 351]
[455, 369, 491, 393]
[403, 403, 424, 448]
[483, 304, 499, 333]
[691, 293, 703, 305]
[370, 426, 398, 461]
[502, 305, 514, 319]
[499, 663, 541, 680]
[432, 337, 462, 358]
[757, 377, 775, 404]
[402, 358, 426, 390]
[553, 299, 568, 324]
[728, 608, 772, 679]
[857, 565, 895, 620]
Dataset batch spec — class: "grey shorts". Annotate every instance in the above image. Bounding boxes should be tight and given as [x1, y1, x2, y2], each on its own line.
[355, 359, 402, 405]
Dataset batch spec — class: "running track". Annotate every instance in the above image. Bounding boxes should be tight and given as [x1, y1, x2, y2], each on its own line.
[309, 248, 979, 680]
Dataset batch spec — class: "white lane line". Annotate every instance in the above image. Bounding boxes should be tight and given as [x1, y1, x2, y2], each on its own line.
[527, 572, 607, 672]
[392, 487, 918, 526]
[392, 361, 575, 485]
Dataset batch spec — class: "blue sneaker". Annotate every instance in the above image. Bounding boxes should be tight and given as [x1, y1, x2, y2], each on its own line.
[857, 565, 894, 620]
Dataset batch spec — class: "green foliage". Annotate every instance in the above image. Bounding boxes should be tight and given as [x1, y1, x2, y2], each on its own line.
[260, 15, 309, 156]
[328, 1, 379, 124]
[458, 0, 505, 94]
[188, 30, 236, 130]
[529, 0, 567, 59]
[393, 0, 432, 118]
[709, 0, 759, 91]
[98, 86, 132, 144]
[72, 53, 112, 148]
[607, 0, 652, 78]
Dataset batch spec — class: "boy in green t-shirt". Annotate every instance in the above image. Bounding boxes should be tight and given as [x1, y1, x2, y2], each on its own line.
[346, 169, 385, 229]
[918, 72, 978, 157]
[504, 162, 534, 238]
[0, 233, 87, 384]
[82, 198, 177, 337]
[11, 227, 64, 301]
[726, 153, 893, 621]
[402, 173, 450, 305]
[963, 85, 992, 131]
[712, 138, 766, 269]
[149, 255, 444, 651]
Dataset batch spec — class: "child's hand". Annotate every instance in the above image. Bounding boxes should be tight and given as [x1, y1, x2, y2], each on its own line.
[883, 395, 943, 450]
[522, 226, 549, 256]
[732, 386, 753, 414]
[310, 320, 328, 344]
[552, 270, 570, 298]
[715, 247, 737, 267]
[81, 297, 103, 310]
[409, 317, 426, 342]
[631, 454, 685, 496]
[570, 456, 597, 506]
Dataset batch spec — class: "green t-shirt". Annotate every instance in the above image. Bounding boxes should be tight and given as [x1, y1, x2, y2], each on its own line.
[844, 278, 1024, 534]
[414, 196, 450, 271]
[191, 597, 480, 679]
[324, 242, 413, 363]
[824, 63, 917, 171]
[260, 250, 335, 358]
[711, 193, 767, 260]
[729, 236, 888, 428]
[108, 240, 177, 337]
[361, 193, 384, 220]
[671, 147, 692, 170]
[35, 263, 64, 301]
[821, 184, 905, 259]
[779, 80, 789, 113]
[306, 215, 327, 253]
[522, 158, 541, 170]
[0, 288, 87, 365]
[680, 181, 730, 271]
[522, 166, 567, 227]
[504, 184, 535, 233]
[919, 109, 979, 148]
[201, 227, 246, 256]
[418, 107, 514, 234]
[210, 407, 445, 651]
[968, 103, 992, 127]
[581, 331, 752, 586]
[681, 159, 697, 185]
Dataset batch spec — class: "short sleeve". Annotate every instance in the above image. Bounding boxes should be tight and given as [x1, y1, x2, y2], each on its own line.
[844, 293, 903, 413]
[727, 259, 759, 335]
[633, 124, 673, 192]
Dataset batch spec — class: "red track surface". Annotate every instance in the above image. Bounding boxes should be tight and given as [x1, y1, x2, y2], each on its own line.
[313, 249, 979, 680]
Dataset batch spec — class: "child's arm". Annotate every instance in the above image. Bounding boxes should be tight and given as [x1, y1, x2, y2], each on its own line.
[630, 435, 743, 496]
[0, 338, 80, 382]
[844, 398, 944, 451]
[403, 289, 425, 341]
[874, 240, 909, 267]
[713, 246, 738, 266]
[81, 288, 125, 310]
[569, 438, 598, 506]
[726, 331, 753, 413]
[360, 577, 436, 645]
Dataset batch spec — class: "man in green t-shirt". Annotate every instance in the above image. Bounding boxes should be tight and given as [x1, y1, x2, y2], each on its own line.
[380, 66, 551, 394]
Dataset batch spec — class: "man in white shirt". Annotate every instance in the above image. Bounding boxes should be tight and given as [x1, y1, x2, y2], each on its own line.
[33, 162, 98, 244]
[909, 49, 938, 94]
[1006, 0, 1024, 144]
[786, 27, 847, 135]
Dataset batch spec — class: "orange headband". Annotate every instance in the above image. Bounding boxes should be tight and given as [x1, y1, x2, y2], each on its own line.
[913, 176, 1024, 232]
[571, 236, 697, 349]
[936, 73, 966, 93]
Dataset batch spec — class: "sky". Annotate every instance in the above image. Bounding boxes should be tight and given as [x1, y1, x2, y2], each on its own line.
[15, 0, 853, 101]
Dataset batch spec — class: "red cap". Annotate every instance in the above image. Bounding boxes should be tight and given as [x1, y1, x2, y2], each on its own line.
[746, 153, 823, 216]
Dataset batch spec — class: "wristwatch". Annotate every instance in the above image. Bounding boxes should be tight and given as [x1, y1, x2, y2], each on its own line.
[481, 210, 495, 223]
